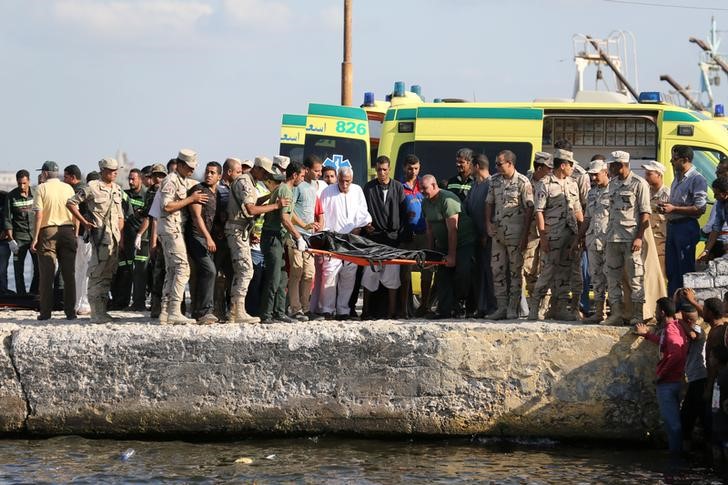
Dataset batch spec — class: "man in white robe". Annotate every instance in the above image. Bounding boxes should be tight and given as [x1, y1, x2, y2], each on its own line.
[319, 167, 371, 318]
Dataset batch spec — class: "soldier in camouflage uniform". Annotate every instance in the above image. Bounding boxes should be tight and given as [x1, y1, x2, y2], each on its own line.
[158, 149, 207, 325]
[578, 159, 610, 324]
[522, 152, 553, 317]
[602, 151, 651, 326]
[642, 161, 669, 278]
[484, 150, 534, 320]
[553, 141, 590, 318]
[226, 156, 289, 324]
[530, 149, 583, 321]
[67, 158, 125, 323]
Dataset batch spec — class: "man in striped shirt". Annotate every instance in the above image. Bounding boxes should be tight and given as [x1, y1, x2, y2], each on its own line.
[3, 170, 37, 295]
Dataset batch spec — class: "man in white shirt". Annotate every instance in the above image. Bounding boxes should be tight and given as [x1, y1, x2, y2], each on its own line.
[319, 167, 371, 319]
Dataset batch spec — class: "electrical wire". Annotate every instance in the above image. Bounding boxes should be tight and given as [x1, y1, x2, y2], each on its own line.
[603, 0, 728, 11]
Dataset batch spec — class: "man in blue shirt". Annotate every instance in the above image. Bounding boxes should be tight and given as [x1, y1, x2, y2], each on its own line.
[699, 177, 728, 261]
[660, 145, 708, 296]
[399, 154, 431, 317]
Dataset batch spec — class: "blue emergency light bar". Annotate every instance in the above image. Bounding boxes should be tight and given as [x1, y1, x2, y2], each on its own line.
[393, 81, 405, 97]
[363, 92, 375, 107]
[638, 91, 666, 104]
[715, 104, 725, 117]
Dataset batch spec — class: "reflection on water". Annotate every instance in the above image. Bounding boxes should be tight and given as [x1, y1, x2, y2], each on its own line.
[0, 436, 722, 484]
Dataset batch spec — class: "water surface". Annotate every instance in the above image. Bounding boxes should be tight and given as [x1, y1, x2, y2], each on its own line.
[0, 436, 722, 484]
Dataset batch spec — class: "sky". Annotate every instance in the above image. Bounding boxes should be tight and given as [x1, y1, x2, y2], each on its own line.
[1, 0, 727, 177]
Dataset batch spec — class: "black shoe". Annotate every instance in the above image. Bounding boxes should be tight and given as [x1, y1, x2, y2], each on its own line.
[305, 312, 324, 321]
[320, 312, 335, 320]
[130, 304, 147, 311]
[260, 317, 276, 324]
[66, 314, 77, 321]
[336, 314, 352, 321]
[37, 314, 51, 321]
[274, 315, 295, 323]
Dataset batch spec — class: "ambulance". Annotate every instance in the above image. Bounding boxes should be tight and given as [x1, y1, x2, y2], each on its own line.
[377, 83, 728, 194]
[279, 114, 306, 163]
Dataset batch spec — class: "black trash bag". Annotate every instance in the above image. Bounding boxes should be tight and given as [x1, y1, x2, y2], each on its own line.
[304, 231, 445, 270]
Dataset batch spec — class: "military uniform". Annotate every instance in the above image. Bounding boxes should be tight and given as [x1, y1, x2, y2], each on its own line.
[225, 171, 259, 324]
[485, 172, 533, 319]
[67, 164, 124, 323]
[158, 149, 198, 325]
[522, 200, 542, 307]
[604, 165, 651, 325]
[583, 183, 610, 322]
[532, 174, 581, 319]
[569, 161, 591, 315]
[649, 185, 670, 276]
[111, 186, 148, 310]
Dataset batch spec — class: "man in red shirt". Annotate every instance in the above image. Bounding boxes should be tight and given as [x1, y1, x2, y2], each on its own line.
[635, 297, 689, 454]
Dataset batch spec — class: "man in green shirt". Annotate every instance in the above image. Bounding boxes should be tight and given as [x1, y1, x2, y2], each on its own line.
[259, 161, 307, 323]
[421, 174, 476, 319]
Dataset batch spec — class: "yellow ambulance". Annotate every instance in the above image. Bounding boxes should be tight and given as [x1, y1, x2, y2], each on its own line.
[378, 89, 728, 192]
[279, 114, 306, 163]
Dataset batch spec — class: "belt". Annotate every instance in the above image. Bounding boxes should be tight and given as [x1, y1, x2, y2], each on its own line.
[667, 218, 697, 224]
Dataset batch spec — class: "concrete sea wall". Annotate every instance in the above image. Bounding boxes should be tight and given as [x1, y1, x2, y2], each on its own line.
[0, 313, 660, 440]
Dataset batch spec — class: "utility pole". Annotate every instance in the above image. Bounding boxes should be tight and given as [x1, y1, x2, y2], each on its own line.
[341, 0, 353, 106]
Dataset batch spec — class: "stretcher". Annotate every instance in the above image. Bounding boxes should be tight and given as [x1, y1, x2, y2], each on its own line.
[304, 231, 446, 270]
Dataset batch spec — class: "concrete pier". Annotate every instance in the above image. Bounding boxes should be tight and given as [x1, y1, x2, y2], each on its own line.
[0, 310, 659, 439]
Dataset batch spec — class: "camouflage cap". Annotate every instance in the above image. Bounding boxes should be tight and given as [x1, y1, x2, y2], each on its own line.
[176, 148, 198, 169]
[254, 156, 275, 175]
[587, 159, 608, 174]
[273, 155, 291, 170]
[553, 148, 576, 164]
[608, 150, 630, 164]
[98, 157, 119, 170]
[150, 163, 167, 176]
[533, 151, 554, 168]
[641, 160, 665, 174]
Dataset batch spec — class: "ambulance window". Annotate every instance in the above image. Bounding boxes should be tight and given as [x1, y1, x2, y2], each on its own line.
[394, 141, 533, 183]
[678, 146, 728, 186]
[304, 135, 368, 186]
[279, 144, 304, 164]
[545, 117, 657, 148]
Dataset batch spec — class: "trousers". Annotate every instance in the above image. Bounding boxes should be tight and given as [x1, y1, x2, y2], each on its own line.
[13, 239, 38, 295]
[666, 218, 700, 297]
[87, 240, 119, 303]
[37, 225, 76, 318]
[259, 231, 288, 319]
[226, 226, 253, 300]
[187, 234, 215, 317]
[605, 241, 644, 304]
[320, 258, 357, 316]
[159, 231, 189, 306]
[286, 238, 315, 314]
[490, 237, 523, 301]
[534, 229, 576, 301]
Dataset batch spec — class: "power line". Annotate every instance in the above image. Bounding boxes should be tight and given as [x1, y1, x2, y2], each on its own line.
[603, 0, 728, 11]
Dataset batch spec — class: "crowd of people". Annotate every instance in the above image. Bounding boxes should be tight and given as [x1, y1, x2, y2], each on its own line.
[1, 140, 728, 459]
[0, 139, 725, 327]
